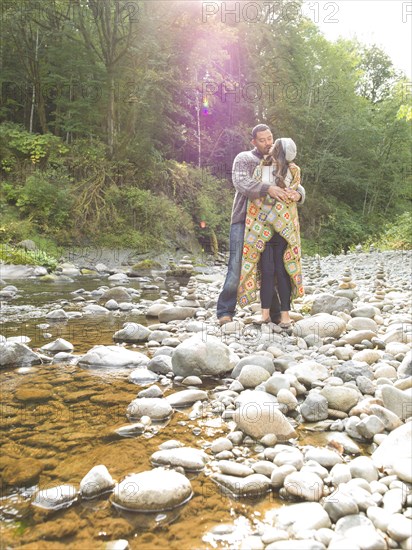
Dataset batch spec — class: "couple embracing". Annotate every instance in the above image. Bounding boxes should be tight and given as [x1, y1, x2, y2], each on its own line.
[217, 124, 305, 329]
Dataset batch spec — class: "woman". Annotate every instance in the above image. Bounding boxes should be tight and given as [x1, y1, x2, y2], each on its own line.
[237, 137, 304, 329]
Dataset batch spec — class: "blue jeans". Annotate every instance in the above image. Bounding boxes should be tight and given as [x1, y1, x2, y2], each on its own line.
[216, 222, 281, 320]
[260, 231, 291, 311]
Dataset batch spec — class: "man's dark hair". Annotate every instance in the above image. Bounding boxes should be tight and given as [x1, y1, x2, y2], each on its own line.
[252, 124, 271, 139]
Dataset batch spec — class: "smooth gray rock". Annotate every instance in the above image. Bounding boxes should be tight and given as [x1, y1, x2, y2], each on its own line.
[216, 461, 254, 477]
[211, 473, 271, 497]
[381, 385, 412, 420]
[334, 514, 386, 550]
[32, 484, 78, 510]
[265, 374, 291, 395]
[300, 393, 329, 422]
[333, 361, 373, 382]
[311, 293, 353, 315]
[128, 368, 159, 385]
[113, 323, 152, 343]
[238, 365, 270, 388]
[324, 492, 359, 522]
[147, 355, 173, 374]
[40, 338, 74, 352]
[356, 415, 385, 439]
[349, 456, 379, 482]
[46, 308, 69, 319]
[286, 361, 329, 385]
[233, 390, 297, 441]
[320, 385, 359, 412]
[283, 471, 324, 501]
[172, 335, 231, 377]
[351, 306, 380, 319]
[232, 355, 275, 378]
[80, 465, 115, 498]
[347, 317, 378, 332]
[343, 330, 377, 345]
[112, 468, 192, 511]
[387, 513, 412, 541]
[158, 307, 197, 323]
[0, 342, 42, 367]
[371, 422, 412, 470]
[79, 345, 149, 368]
[398, 350, 412, 378]
[293, 314, 347, 339]
[305, 447, 343, 468]
[126, 398, 172, 421]
[150, 447, 208, 471]
[166, 389, 208, 407]
[266, 502, 331, 534]
[369, 404, 402, 431]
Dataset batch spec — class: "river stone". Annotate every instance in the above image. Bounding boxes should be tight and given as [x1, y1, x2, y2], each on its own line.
[138, 385, 163, 398]
[0, 342, 42, 367]
[128, 368, 159, 385]
[283, 471, 324, 501]
[343, 331, 377, 345]
[305, 447, 343, 468]
[149, 330, 172, 343]
[349, 456, 379, 482]
[351, 306, 380, 319]
[356, 415, 385, 439]
[330, 463, 352, 485]
[334, 514, 386, 550]
[347, 317, 378, 332]
[352, 350, 381, 365]
[80, 465, 115, 498]
[398, 350, 412, 379]
[369, 404, 402, 431]
[381, 385, 412, 420]
[100, 287, 131, 303]
[265, 374, 290, 395]
[383, 325, 412, 344]
[146, 303, 170, 317]
[108, 273, 129, 281]
[285, 361, 329, 385]
[386, 342, 411, 356]
[238, 365, 270, 388]
[293, 314, 347, 339]
[83, 304, 110, 314]
[115, 423, 145, 437]
[126, 398, 172, 421]
[231, 355, 275, 378]
[233, 390, 297, 440]
[147, 355, 173, 374]
[158, 307, 197, 323]
[166, 389, 208, 407]
[267, 502, 331, 534]
[172, 335, 231, 377]
[113, 323, 152, 343]
[324, 492, 359, 522]
[311, 294, 353, 315]
[216, 461, 255, 477]
[300, 393, 329, 422]
[392, 458, 412, 483]
[40, 338, 74, 352]
[112, 468, 192, 511]
[45, 308, 69, 319]
[320, 386, 359, 412]
[32, 484, 78, 510]
[387, 514, 412, 541]
[79, 345, 149, 368]
[372, 422, 412, 471]
[150, 447, 208, 471]
[211, 473, 271, 497]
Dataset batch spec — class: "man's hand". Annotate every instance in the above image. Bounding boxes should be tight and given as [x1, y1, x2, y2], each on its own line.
[267, 185, 289, 201]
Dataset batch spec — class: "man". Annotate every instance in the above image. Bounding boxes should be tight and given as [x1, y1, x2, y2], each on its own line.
[216, 124, 305, 325]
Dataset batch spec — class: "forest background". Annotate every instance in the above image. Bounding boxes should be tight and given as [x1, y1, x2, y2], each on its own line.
[0, 0, 411, 267]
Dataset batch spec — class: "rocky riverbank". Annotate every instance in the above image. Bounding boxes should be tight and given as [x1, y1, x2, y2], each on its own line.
[0, 249, 411, 549]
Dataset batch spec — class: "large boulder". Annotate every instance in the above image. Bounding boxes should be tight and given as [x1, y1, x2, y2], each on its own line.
[311, 293, 353, 315]
[372, 422, 412, 481]
[293, 314, 346, 339]
[78, 345, 149, 368]
[233, 390, 297, 440]
[0, 342, 42, 368]
[171, 335, 231, 377]
[112, 468, 192, 511]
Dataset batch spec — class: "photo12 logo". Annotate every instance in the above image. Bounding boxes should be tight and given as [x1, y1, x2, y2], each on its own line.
[202, 1, 339, 24]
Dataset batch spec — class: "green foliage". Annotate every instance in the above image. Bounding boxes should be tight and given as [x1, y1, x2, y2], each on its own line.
[0, 244, 58, 269]
[375, 212, 412, 250]
[15, 168, 74, 234]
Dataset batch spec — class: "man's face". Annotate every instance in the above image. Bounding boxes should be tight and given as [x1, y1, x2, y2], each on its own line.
[252, 130, 273, 155]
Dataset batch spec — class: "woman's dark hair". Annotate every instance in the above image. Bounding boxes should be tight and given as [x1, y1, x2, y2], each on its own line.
[251, 124, 270, 139]
[271, 140, 288, 189]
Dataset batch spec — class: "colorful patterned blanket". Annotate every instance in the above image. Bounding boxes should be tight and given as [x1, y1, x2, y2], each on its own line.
[237, 162, 304, 308]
